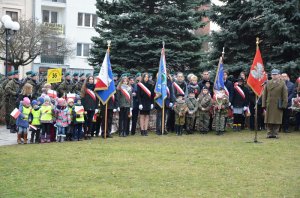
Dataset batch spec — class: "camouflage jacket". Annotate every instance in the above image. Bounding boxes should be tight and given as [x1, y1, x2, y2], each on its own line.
[185, 97, 198, 117]
[213, 94, 229, 115]
[57, 80, 73, 97]
[197, 93, 212, 115]
[174, 98, 188, 117]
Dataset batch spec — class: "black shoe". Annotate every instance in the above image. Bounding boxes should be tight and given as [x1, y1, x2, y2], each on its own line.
[6, 125, 11, 129]
[156, 131, 162, 135]
[144, 130, 148, 136]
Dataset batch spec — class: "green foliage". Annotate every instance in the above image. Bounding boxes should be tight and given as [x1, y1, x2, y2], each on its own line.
[90, 0, 210, 75]
[210, 0, 300, 80]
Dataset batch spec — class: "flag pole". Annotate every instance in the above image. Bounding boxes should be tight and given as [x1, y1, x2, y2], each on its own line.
[104, 40, 111, 139]
[162, 41, 165, 135]
[254, 37, 260, 143]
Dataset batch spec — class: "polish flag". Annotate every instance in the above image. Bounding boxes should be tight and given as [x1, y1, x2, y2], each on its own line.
[67, 93, 76, 101]
[10, 108, 21, 119]
[47, 90, 57, 99]
[74, 106, 85, 114]
[29, 125, 37, 131]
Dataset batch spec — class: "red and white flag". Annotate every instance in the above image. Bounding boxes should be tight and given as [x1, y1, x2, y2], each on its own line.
[247, 47, 267, 96]
[47, 90, 57, 99]
[86, 89, 96, 101]
[74, 106, 85, 114]
[95, 52, 112, 90]
[137, 82, 151, 98]
[173, 82, 185, 95]
[10, 108, 21, 119]
[29, 125, 37, 131]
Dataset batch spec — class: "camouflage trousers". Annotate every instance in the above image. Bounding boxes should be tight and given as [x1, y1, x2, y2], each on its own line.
[175, 115, 185, 125]
[196, 112, 210, 132]
[215, 112, 226, 132]
[185, 116, 195, 132]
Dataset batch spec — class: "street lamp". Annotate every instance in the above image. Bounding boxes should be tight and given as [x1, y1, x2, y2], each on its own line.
[1, 15, 20, 77]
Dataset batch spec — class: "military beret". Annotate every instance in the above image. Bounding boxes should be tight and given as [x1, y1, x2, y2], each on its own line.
[79, 73, 85, 77]
[26, 71, 32, 76]
[121, 73, 128, 78]
[271, 69, 280, 75]
[86, 73, 91, 78]
[135, 72, 141, 78]
[73, 72, 79, 77]
[13, 70, 19, 75]
[31, 72, 37, 77]
[113, 73, 118, 77]
[64, 72, 70, 77]
[7, 71, 13, 76]
[93, 72, 99, 77]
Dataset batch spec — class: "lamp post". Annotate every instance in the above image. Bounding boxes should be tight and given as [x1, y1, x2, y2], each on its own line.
[1, 15, 20, 77]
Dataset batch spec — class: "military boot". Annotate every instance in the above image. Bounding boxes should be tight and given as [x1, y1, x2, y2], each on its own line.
[24, 133, 28, 144]
[17, 134, 21, 144]
[237, 124, 241, 131]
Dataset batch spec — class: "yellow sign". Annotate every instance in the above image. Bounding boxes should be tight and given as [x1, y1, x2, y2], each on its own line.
[47, 68, 62, 84]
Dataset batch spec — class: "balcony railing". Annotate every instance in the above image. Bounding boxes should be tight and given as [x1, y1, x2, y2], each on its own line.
[43, 22, 65, 34]
[41, 55, 64, 64]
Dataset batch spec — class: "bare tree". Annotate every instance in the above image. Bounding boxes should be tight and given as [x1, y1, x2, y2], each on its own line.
[0, 19, 73, 70]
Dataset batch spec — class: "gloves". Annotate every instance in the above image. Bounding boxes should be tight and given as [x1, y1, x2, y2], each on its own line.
[113, 109, 117, 113]
[117, 107, 120, 112]
[169, 103, 173, 108]
[151, 104, 154, 109]
[139, 105, 143, 110]
[231, 106, 233, 110]
[95, 109, 99, 113]
[243, 106, 248, 111]
[130, 108, 133, 111]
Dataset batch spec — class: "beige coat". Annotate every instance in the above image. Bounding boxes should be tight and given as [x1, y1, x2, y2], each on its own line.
[262, 79, 288, 124]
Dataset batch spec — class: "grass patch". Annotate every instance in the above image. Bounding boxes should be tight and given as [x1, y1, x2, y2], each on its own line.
[0, 131, 299, 198]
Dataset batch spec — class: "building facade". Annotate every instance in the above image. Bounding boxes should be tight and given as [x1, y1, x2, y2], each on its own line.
[0, 0, 33, 77]
[32, 0, 97, 77]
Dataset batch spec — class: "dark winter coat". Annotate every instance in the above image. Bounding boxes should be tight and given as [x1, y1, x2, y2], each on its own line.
[137, 82, 153, 111]
[81, 84, 98, 111]
[231, 84, 249, 108]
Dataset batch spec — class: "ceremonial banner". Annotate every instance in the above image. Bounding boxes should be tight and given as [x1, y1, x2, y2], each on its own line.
[10, 108, 21, 119]
[247, 48, 267, 96]
[154, 47, 167, 108]
[95, 50, 116, 104]
[47, 68, 62, 84]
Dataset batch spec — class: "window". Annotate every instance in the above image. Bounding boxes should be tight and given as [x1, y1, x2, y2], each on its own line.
[42, 10, 58, 23]
[77, 43, 90, 57]
[6, 11, 18, 21]
[78, 13, 83, 26]
[78, 13, 97, 27]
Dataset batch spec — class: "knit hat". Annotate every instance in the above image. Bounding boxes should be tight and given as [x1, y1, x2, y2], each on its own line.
[37, 97, 44, 105]
[202, 86, 209, 90]
[44, 95, 51, 103]
[23, 97, 31, 106]
[67, 98, 74, 104]
[31, 100, 38, 106]
[57, 98, 66, 106]
[188, 88, 195, 94]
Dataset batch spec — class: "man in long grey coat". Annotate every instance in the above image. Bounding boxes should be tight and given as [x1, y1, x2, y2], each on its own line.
[262, 69, 288, 138]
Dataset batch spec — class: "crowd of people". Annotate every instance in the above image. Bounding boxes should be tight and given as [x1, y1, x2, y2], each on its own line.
[0, 68, 299, 144]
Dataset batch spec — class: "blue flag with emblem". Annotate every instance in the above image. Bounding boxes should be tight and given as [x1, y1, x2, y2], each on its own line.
[154, 47, 167, 108]
[213, 56, 225, 91]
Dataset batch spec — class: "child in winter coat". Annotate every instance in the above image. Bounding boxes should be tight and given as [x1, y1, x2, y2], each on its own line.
[174, 94, 188, 136]
[54, 98, 71, 142]
[67, 98, 75, 141]
[40, 95, 54, 143]
[16, 97, 31, 144]
[187, 75, 201, 98]
[72, 97, 85, 141]
[29, 100, 41, 143]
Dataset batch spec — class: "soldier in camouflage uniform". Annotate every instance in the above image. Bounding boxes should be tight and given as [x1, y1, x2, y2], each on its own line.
[57, 72, 73, 98]
[174, 94, 188, 136]
[185, 88, 198, 134]
[1, 72, 14, 129]
[213, 88, 229, 135]
[196, 86, 212, 134]
[72, 73, 85, 95]
[26, 72, 40, 99]
[5, 70, 21, 133]
[20, 71, 32, 87]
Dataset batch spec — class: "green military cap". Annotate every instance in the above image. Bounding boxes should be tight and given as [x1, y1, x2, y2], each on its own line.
[26, 71, 32, 76]
[93, 72, 99, 77]
[113, 73, 118, 77]
[73, 72, 79, 77]
[121, 73, 128, 78]
[31, 72, 37, 77]
[135, 72, 141, 78]
[13, 70, 19, 75]
[7, 71, 13, 76]
[86, 73, 91, 78]
[64, 72, 70, 77]
[79, 73, 85, 77]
